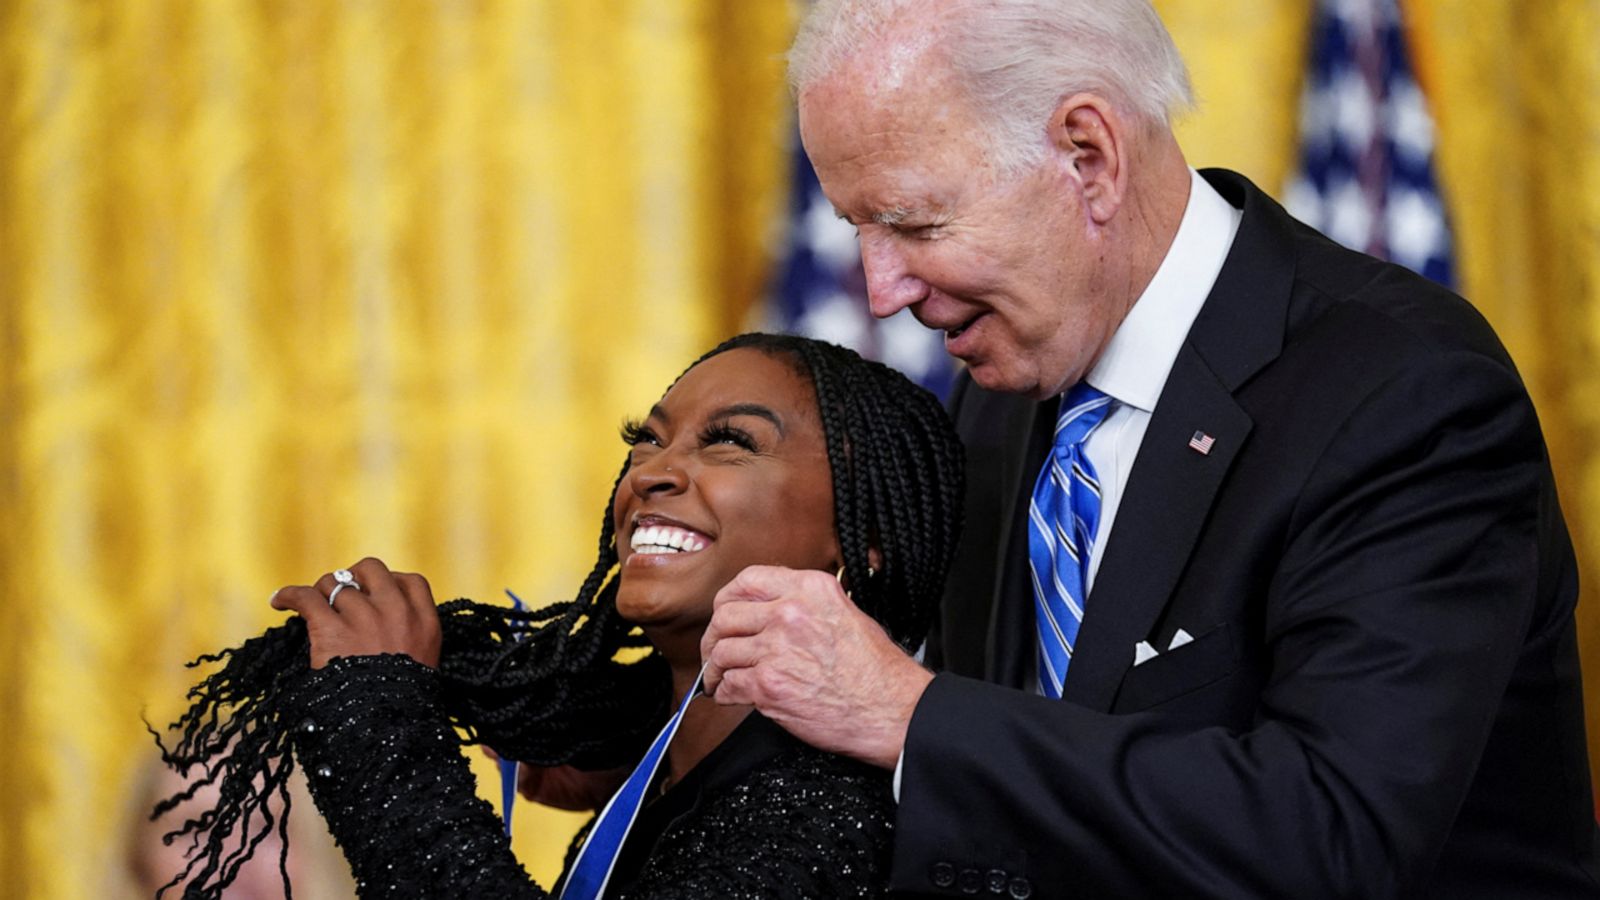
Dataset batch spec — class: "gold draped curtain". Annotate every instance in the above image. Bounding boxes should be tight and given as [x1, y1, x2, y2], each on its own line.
[0, 1, 1594, 896]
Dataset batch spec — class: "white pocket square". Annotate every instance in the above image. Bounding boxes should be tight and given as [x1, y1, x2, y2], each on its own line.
[1134, 629, 1197, 667]
[1133, 640, 1159, 666]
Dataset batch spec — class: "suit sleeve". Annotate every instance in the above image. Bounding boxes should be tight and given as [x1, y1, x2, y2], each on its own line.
[891, 350, 1547, 899]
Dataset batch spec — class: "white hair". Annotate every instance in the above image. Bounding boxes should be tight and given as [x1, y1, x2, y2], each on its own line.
[789, 0, 1195, 174]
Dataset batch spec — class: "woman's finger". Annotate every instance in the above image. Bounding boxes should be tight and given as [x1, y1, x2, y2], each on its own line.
[390, 570, 442, 667]
[270, 584, 341, 624]
[392, 571, 436, 616]
[313, 569, 367, 606]
[349, 557, 405, 605]
[309, 573, 368, 616]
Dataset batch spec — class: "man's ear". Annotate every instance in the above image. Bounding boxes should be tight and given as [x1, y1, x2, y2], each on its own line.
[1047, 93, 1127, 225]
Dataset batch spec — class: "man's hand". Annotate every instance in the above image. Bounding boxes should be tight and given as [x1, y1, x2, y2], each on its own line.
[700, 565, 933, 770]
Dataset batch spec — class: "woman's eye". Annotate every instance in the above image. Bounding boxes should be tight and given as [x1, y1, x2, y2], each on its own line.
[620, 419, 659, 447]
[701, 424, 758, 452]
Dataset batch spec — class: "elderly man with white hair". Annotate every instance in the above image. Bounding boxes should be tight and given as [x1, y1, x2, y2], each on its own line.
[701, 1, 1600, 896]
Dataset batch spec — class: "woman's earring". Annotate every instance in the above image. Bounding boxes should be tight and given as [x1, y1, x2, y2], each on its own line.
[834, 564, 877, 600]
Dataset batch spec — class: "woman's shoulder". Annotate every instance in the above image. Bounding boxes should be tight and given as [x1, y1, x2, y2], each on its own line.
[698, 715, 895, 836]
[722, 738, 895, 825]
[622, 723, 896, 899]
[743, 738, 894, 803]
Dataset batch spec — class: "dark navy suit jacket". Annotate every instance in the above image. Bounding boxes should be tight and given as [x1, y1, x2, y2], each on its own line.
[891, 170, 1600, 898]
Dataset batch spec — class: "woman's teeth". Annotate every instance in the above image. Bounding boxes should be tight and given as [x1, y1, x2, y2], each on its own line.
[630, 525, 708, 554]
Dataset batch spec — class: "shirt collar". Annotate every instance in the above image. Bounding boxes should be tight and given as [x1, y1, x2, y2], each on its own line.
[1085, 169, 1242, 413]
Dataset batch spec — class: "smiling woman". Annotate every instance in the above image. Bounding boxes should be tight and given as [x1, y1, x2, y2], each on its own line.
[613, 350, 841, 647]
[153, 333, 964, 899]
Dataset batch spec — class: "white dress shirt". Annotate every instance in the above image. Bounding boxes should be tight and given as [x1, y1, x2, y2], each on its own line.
[1080, 169, 1242, 592]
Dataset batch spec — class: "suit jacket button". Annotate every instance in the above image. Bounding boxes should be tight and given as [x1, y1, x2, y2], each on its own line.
[987, 869, 1009, 893]
[959, 868, 983, 894]
[1008, 876, 1034, 899]
[931, 862, 956, 888]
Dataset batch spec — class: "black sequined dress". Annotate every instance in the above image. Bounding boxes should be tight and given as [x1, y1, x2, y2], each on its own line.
[288, 654, 896, 899]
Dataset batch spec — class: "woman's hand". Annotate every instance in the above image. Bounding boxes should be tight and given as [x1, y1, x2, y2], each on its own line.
[270, 557, 443, 669]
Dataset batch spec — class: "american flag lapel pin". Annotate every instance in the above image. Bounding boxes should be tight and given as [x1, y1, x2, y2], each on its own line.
[1188, 430, 1216, 455]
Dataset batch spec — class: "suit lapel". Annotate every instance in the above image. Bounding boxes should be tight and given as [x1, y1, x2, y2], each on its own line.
[1060, 350, 1251, 709]
[1058, 169, 1297, 711]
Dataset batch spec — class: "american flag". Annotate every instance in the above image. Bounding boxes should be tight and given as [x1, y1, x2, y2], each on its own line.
[766, 140, 957, 400]
[1188, 431, 1216, 456]
[1285, 0, 1456, 287]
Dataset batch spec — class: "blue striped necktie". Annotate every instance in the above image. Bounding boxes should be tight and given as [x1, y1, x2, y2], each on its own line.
[1027, 384, 1113, 699]
[559, 667, 703, 900]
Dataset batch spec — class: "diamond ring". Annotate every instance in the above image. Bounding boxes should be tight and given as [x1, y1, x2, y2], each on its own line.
[329, 568, 363, 606]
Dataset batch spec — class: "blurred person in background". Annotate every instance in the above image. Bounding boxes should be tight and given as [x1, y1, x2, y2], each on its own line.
[127, 754, 353, 898]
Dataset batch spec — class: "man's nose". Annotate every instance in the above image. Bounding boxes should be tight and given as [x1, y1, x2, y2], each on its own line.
[859, 232, 929, 318]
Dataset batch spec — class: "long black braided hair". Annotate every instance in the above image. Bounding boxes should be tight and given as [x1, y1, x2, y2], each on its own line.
[152, 332, 965, 898]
